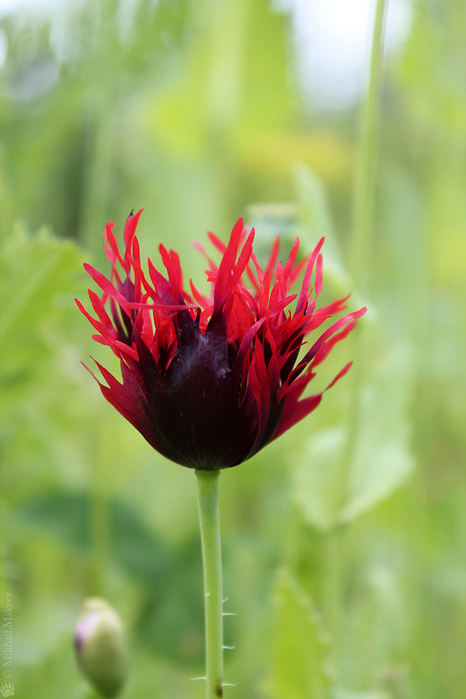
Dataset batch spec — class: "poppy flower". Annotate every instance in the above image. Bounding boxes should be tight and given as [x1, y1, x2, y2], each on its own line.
[77, 211, 366, 470]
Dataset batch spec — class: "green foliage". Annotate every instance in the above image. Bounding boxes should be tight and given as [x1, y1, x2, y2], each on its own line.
[292, 334, 414, 531]
[0, 225, 84, 389]
[14, 492, 171, 582]
[1, 0, 465, 697]
[268, 568, 330, 699]
[0, 226, 87, 488]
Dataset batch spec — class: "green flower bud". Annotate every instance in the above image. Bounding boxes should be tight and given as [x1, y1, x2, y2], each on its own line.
[75, 598, 127, 698]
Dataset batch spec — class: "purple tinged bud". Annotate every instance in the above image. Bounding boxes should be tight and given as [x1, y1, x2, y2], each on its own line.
[75, 598, 127, 698]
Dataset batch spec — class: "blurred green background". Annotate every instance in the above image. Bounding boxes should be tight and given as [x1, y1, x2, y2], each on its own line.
[1, 0, 465, 697]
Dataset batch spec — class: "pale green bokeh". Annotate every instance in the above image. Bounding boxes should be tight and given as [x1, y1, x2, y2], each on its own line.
[1, 1, 465, 697]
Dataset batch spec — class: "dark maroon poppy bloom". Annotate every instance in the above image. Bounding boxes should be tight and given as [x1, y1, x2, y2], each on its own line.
[77, 211, 366, 470]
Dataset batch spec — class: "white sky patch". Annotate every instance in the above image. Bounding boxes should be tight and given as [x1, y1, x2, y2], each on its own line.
[278, 0, 412, 110]
[0, 0, 77, 16]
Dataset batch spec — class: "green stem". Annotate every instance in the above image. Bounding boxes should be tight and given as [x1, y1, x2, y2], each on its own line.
[351, 0, 388, 290]
[196, 469, 224, 699]
[327, 0, 388, 670]
[344, 0, 388, 479]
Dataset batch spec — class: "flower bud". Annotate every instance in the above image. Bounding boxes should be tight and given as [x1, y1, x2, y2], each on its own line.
[75, 598, 127, 698]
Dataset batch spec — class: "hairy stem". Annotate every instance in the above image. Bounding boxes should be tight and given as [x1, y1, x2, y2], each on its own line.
[196, 469, 224, 699]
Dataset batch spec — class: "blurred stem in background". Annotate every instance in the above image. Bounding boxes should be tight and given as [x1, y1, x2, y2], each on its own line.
[344, 0, 388, 489]
[324, 0, 388, 649]
[79, 0, 119, 251]
[351, 0, 388, 291]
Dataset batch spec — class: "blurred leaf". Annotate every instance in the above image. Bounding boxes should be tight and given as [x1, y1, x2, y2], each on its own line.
[14, 490, 206, 665]
[295, 164, 351, 291]
[246, 163, 353, 283]
[136, 537, 204, 665]
[290, 165, 414, 529]
[267, 568, 330, 699]
[292, 426, 346, 532]
[295, 164, 368, 329]
[0, 225, 89, 482]
[293, 343, 414, 530]
[13, 491, 171, 583]
[339, 348, 414, 524]
[0, 224, 85, 394]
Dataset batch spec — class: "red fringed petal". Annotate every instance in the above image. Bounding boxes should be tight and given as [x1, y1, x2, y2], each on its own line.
[78, 211, 366, 470]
